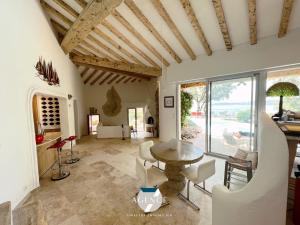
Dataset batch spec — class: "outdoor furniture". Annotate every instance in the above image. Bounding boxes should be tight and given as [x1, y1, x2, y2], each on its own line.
[178, 159, 215, 210]
[150, 139, 204, 192]
[139, 141, 160, 168]
[224, 149, 258, 189]
[212, 113, 289, 225]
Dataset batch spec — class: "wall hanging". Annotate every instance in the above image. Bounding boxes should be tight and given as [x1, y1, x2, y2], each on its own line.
[35, 57, 60, 86]
[164, 96, 174, 108]
[102, 86, 122, 117]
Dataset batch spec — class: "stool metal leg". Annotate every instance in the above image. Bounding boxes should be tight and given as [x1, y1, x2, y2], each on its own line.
[66, 140, 80, 164]
[51, 147, 70, 181]
[194, 181, 212, 196]
[178, 180, 200, 210]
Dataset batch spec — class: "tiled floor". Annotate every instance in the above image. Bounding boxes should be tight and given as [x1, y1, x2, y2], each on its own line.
[17, 136, 294, 225]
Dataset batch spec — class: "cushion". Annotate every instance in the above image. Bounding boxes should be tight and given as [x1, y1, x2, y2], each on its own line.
[234, 149, 248, 160]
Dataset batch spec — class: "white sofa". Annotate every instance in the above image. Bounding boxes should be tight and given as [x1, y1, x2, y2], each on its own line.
[212, 113, 289, 225]
[96, 125, 130, 139]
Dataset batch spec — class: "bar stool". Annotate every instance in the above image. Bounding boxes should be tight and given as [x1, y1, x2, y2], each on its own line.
[64, 136, 80, 164]
[47, 140, 70, 181]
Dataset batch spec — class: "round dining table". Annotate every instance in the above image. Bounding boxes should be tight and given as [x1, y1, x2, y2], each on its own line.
[150, 139, 204, 192]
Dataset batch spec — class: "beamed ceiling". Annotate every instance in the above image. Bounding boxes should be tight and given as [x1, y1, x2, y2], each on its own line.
[40, 0, 300, 86]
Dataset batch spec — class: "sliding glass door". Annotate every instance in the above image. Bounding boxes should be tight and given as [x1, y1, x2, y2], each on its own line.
[207, 75, 257, 156]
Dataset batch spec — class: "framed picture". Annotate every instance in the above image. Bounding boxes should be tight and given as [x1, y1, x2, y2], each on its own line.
[164, 96, 174, 108]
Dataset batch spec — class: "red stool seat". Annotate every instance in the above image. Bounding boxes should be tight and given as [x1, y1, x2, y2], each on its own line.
[65, 136, 76, 142]
[48, 140, 66, 149]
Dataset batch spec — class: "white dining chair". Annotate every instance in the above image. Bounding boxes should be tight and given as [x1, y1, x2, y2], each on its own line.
[139, 141, 160, 169]
[178, 159, 216, 210]
[136, 157, 167, 187]
[135, 157, 169, 211]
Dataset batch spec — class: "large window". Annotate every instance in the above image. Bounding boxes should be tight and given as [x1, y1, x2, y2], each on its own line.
[179, 74, 257, 157]
[208, 76, 257, 156]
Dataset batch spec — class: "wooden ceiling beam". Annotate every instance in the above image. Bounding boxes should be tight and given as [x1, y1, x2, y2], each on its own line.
[278, 0, 294, 38]
[99, 73, 114, 85]
[151, 0, 196, 60]
[123, 77, 132, 84]
[93, 28, 144, 65]
[107, 74, 120, 84]
[70, 54, 161, 77]
[72, 49, 84, 56]
[84, 70, 98, 84]
[102, 21, 159, 67]
[124, 0, 182, 63]
[180, 0, 212, 56]
[248, 0, 257, 45]
[50, 19, 67, 36]
[52, 0, 79, 18]
[87, 35, 126, 62]
[112, 10, 170, 67]
[74, 0, 145, 66]
[116, 76, 126, 84]
[61, 0, 123, 54]
[40, 1, 73, 26]
[75, 0, 87, 8]
[81, 40, 113, 60]
[80, 67, 89, 78]
[91, 71, 106, 85]
[212, 0, 232, 50]
[76, 45, 96, 56]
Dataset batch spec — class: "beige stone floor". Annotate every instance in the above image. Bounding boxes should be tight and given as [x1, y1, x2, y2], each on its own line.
[20, 136, 294, 225]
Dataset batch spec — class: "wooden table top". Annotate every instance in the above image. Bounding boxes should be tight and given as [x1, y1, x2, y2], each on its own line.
[150, 139, 204, 165]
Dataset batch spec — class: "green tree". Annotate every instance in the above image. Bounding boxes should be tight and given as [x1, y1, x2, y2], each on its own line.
[181, 91, 193, 127]
[184, 82, 245, 113]
[237, 109, 251, 123]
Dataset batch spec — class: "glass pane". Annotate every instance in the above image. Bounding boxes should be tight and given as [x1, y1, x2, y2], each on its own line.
[136, 108, 144, 132]
[128, 109, 136, 129]
[90, 115, 99, 134]
[209, 77, 256, 156]
[180, 83, 207, 150]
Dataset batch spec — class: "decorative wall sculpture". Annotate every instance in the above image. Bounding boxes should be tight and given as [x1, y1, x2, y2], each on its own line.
[102, 86, 122, 117]
[35, 57, 60, 86]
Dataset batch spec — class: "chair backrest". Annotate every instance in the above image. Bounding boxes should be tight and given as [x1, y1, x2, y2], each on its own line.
[139, 141, 154, 159]
[136, 157, 147, 186]
[196, 159, 216, 184]
[234, 149, 258, 170]
[246, 151, 258, 169]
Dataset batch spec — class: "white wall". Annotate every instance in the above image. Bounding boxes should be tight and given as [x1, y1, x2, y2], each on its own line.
[159, 29, 300, 141]
[0, 0, 85, 208]
[83, 80, 157, 127]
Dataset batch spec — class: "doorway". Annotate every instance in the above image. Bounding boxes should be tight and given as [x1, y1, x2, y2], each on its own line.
[73, 99, 80, 138]
[208, 76, 257, 157]
[179, 74, 258, 157]
[128, 107, 144, 136]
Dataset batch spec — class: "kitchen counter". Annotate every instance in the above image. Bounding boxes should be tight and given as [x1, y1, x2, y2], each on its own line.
[37, 132, 62, 148]
[36, 132, 61, 177]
